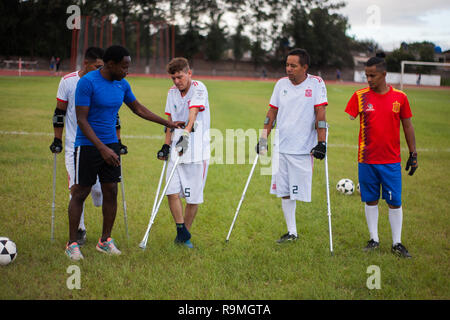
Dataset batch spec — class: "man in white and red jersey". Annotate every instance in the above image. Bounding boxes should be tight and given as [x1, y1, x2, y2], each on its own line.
[257, 48, 328, 243]
[157, 57, 210, 248]
[345, 53, 417, 258]
[49, 47, 128, 246]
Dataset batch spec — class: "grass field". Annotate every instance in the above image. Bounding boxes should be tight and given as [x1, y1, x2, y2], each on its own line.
[0, 75, 449, 300]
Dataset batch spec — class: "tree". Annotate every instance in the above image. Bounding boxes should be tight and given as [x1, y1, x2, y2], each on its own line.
[275, 0, 353, 68]
[386, 41, 436, 74]
[204, 1, 227, 61]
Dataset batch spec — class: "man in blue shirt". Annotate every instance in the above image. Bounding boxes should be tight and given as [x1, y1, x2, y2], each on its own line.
[66, 45, 182, 260]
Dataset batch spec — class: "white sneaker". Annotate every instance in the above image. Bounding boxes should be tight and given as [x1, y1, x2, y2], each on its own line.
[96, 237, 121, 255]
[65, 242, 84, 261]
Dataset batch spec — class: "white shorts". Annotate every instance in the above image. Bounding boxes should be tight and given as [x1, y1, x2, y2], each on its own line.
[165, 159, 209, 204]
[65, 149, 103, 207]
[270, 153, 313, 202]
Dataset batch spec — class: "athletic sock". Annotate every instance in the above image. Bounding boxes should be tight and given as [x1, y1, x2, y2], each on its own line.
[389, 207, 403, 245]
[176, 223, 191, 242]
[365, 204, 379, 242]
[281, 198, 297, 236]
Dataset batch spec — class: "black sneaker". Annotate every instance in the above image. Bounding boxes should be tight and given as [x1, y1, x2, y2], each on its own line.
[276, 232, 298, 243]
[77, 229, 87, 246]
[363, 239, 380, 251]
[391, 243, 412, 258]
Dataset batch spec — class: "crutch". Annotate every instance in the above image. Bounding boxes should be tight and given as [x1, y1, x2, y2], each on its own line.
[139, 156, 180, 249]
[51, 153, 57, 241]
[324, 125, 333, 255]
[226, 153, 259, 242]
[139, 160, 167, 249]
[120, 160, 129, 239]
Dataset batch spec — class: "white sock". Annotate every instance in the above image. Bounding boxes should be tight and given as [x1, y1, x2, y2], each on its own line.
[389, 207, 403, 245]
[281, 198, 297, 236]
[365, 204, 379, 242]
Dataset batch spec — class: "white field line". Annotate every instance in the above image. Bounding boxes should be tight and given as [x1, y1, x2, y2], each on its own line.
[0, 130, 448, 153]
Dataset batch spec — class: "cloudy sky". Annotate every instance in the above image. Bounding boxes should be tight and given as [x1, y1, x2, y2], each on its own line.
[333, 0, 450, 51]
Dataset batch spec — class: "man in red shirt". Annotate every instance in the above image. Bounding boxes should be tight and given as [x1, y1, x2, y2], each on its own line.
[345, 53, 418, 258]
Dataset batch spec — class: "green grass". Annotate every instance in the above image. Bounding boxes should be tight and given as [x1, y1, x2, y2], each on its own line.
[0, 76, 449, 300]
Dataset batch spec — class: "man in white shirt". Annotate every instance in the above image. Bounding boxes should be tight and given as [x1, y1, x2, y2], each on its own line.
[257, 48, 328, 243]
[49, 47, 128, 245]
[157, 57, 211, 248]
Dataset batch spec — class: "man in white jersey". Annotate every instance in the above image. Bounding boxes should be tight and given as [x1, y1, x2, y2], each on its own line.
[157, 57, 210, 248]
[49, 47, 128, 245]
[256, 48, 328, 243]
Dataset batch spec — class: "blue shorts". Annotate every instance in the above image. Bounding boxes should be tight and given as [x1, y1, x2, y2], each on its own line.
[358, 162, 402, 206]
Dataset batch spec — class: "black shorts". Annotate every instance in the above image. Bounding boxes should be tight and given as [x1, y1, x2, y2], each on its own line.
[74, 143, 121, 186]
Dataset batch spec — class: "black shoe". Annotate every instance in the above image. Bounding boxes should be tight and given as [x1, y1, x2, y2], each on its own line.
[363, 239, 380, 251]
[276, 232, 298, 243]
[77, 229, 87, 246]
[391, 243, 412, 258]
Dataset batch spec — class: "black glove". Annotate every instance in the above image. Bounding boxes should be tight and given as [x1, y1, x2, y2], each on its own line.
[405, 152, 418, 176]
[256, 137, 268, 154]
[157, 144, 171, 160]
[119, 139, 128, 155]
[310, 141, 326, 160]
[49, 137, 63, 153]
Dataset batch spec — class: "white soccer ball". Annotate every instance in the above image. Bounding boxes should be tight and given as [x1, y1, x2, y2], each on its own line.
[0, 237, 17, 266]
[336, 178, 354, 195]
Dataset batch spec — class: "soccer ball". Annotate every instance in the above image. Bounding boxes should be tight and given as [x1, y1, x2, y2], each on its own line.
[336, 178, 354, 195]
[0, 237, 17, 266]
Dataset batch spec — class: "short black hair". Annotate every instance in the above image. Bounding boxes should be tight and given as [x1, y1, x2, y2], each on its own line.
[84, 47, 104, 61]
[287, 48, 310, 66]
[103, 45, 130, 63]
[366, 52, 386, 71]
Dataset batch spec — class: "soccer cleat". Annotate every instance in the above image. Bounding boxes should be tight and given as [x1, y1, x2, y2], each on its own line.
[391, 243, 412, 258]
[77, 229, 87, 246]
[65, 242, 84, 261]
[276, 232, 298, 243]
[96, 237, 121, 255]
[363, 239, 380, 251]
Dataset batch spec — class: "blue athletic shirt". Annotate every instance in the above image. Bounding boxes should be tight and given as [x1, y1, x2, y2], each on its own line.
[74, 69, 136, 147]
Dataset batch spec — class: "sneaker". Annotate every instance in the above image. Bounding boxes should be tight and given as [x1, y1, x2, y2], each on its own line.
[363, 239, 380, 251]
[65, 241, 84, 261]
[96, 237, 121, 255]
[276, 232, 298, 243]
[391, 243, 412, 258]
[174, 236, 194, 249]
[77, 229, 87, 246]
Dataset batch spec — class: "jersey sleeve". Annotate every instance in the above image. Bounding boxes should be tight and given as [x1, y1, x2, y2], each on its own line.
[345, 92, 359, 118]
[400, 94, 413, 119]
[56, 78, 68, 103]
[188, 82, 207, 111]
[269, 81, 280, 109]
[123, 80, 137, 104]
[165, 91, 173, 116]
[75, 77, 93, 107]
[314, 80, 328, 107]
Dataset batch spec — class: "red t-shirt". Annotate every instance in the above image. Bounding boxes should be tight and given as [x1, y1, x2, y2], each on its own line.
[345, 86, 412, 164]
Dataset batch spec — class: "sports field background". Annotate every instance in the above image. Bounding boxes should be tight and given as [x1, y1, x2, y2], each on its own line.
[0, 75, 448, 299]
